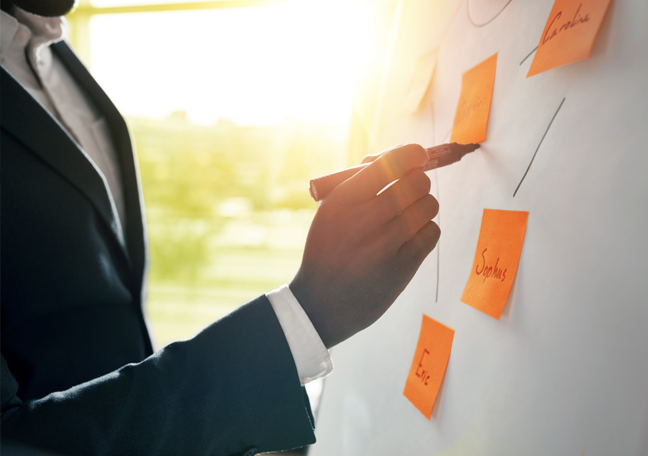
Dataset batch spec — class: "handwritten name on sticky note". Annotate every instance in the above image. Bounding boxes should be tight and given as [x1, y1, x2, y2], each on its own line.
[403, 315, 455, 419]
[450, 53, 497, 145]
[527, 0, 613, 77]
[461, 209, 529, 319]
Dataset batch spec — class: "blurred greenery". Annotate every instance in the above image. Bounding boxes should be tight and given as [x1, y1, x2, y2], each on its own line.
[130, 113, 348, 346]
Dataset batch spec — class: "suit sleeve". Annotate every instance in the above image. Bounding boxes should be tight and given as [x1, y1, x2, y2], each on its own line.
[0, 295, 316, 456]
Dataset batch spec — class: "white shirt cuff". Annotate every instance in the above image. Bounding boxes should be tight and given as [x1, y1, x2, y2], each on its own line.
[266, 284, 333, 385]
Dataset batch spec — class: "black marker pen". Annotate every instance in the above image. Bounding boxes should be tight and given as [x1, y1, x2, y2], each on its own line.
[309, 142, 480, 202]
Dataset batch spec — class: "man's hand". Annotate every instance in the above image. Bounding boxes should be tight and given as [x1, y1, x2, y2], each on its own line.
[290, 144, 440, 349]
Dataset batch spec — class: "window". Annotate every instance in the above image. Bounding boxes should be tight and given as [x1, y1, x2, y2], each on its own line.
[67, 0, 372, 347]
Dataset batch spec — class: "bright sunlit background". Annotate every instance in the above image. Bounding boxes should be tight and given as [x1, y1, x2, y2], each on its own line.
[89, 2, 371, 126]
[66, 0, 386, 350]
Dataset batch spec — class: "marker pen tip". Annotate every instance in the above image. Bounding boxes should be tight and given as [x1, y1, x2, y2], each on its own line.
[462, 143, 481, 153]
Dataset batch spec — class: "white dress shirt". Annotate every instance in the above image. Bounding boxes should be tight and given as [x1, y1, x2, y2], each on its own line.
[0, 8, 332, 386]
[1, 8, 128, 230]
[266, 285, 333, 384]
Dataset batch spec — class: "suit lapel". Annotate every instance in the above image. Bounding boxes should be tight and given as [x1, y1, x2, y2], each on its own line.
[51, 42, 148, 291]
[1, 66, 129, 257]
[2, 47, 152, 355]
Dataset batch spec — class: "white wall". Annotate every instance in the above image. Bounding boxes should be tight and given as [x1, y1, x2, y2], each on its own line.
[311, 1, 648, 454]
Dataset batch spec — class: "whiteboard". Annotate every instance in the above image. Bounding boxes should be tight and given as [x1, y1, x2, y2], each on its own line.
[310, 0, 648, 455]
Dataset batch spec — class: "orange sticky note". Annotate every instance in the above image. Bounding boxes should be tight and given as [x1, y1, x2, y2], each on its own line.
[527, 0, 613, 77]
[461, 209, 529, 319]
[450, 53, 497, 144]
[403, 315, 455, 419]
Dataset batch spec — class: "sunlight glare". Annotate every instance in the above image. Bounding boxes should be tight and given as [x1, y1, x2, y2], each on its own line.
[89, 1, 372, 125]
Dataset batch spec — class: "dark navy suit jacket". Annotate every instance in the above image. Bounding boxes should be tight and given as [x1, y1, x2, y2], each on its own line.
[0, 42, 315, 456]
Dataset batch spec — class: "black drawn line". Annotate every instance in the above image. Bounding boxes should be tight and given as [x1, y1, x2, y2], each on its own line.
[430, 101, 441, 304]
[430, 101, 436, 145]
[467, 0, 514, 27]
[443, 127, 452, 143]
[430, 103, 452, 146]
[435, 170, 441, 303]
[519, 46, 538, 66]
[513, 97, 565, 197]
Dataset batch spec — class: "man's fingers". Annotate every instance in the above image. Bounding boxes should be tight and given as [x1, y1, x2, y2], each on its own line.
[386, 194, 439, 248]
[398, 221, 441, 263]
[334, 144, 428, 205]
[361, 154, 380, 165]
[360, 143, 405, 165]
[375, 169, 431, 221]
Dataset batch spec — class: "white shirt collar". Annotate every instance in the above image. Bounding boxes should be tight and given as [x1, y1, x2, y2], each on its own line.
[0, 8, 66, 69]
[0, 10, 20, 59]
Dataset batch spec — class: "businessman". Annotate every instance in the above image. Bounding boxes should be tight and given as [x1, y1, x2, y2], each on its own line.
[0, 0, 440, 454]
